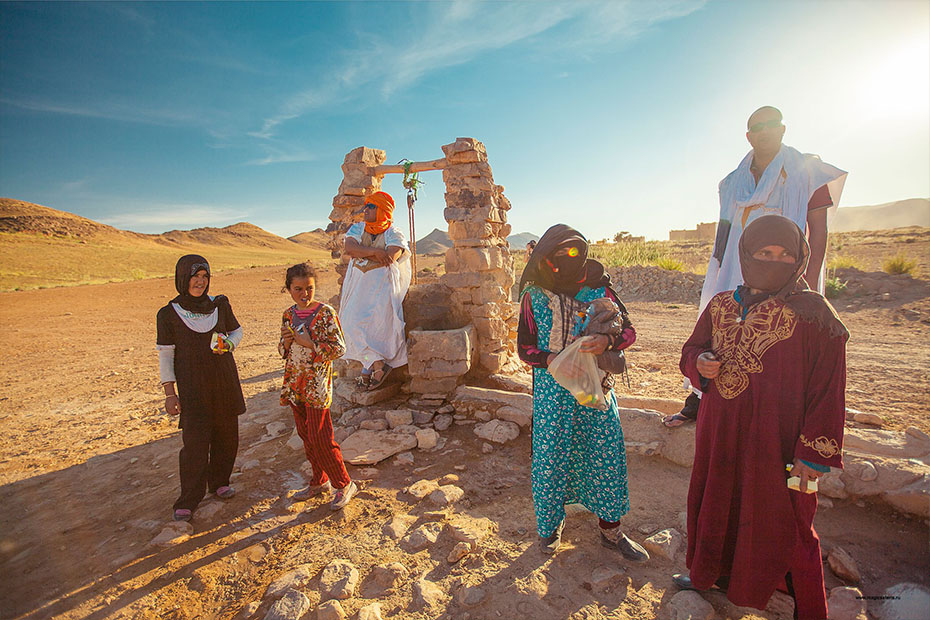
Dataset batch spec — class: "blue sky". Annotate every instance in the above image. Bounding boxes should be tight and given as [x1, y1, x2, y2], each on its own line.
[1, 1, 928, 241]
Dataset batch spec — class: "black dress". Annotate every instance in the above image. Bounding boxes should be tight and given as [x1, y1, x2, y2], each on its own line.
[156, 296, 246, 510]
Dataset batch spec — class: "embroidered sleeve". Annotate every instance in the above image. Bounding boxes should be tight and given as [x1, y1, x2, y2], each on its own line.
[679, 299, 715, 390]
[518, 290, 550, 368]
[794, 326, 847, 469]
[311, 306, 347, 363]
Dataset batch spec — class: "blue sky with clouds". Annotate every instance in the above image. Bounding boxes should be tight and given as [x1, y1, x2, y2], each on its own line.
[1, 1, 928, 241]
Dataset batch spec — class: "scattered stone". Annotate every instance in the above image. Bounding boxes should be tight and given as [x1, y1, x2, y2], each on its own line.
[351, 382, 400, 406]
[239, 601, 260, 619]
[286, 431, 304, 451]
[403, 522, 444, 551]
[433, 414, 454, 431]
[827, 546, 861, 584]
[315, 599, 347, 620]
[474, 419, 520, 444]
[643, 528, 684, 561]
[240, 543, 268, 564]
[585, 566, 625, 593]
[827, 586, 867, 620]
[447, 541, 471, 563]
[355, 467, 379, 479]
[395, 452, 414, 466]
[239, 458, 260, 471]
[357, 602, 383, 620]
[876, 582, 930, 620]
[818, 471, 848, 499]
[129, 457, 138, 465]
[514, 571, 549, 599]
[475, 410, 492, 422]
[413, 410, 435, 425]
[413, 576, 447, 613]
[819, 497, 835, 509]
[439, 474, 459, 485]
[668, 590, 715, 620]
[437, 404, 455, 415]
[905, 426, 930, 442]
[196, 502, 224, 520]
[422, 510, 447, 521]
[447, 515, 494, 549]
[368, 562, 409, 592]
[481, 442, 494, 454]
[496, 404, 532, 427]
[385, 409, 414, 428]
[265, 421, 288, 437]
[428, 485, 465, 506]
[339, 430, 418, 465]
[382, 515, 416, 539]
[455, 585, 486, 607]
[453, 464, 466, 471]
[360, 419, 389, 431]
[452, 385, 532, 416]
[854, 460, 878, 482]
[320, 559, 359, 599]
[407, 479, 440, 499]
[853, 412, 884, 426]
[265, 564, 315, 599]
[416, 428, 440, 450]
[333, 426, 355, 444]
[150, 521, 193, 548]
[263, 589, 311, 620]
[394, 424, 421, 435]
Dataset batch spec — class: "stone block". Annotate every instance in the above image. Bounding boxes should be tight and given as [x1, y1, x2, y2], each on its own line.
[385, 409, 414, 428]
[403, 283, 469, 332]
[445, 247, 507, 273]
[441, 137, 486, 157]
[443, 205, 505, 224]
[407, 325, 476, 373]
[409, 376, 460, 394]
[339, 430, 418, 465]
[496, 405, 532, 427]
[471, 285, 508, 305]
[473, 316, 509, 341]
[338, 179, 379, 197]
[442, 161, 493, 181]
[444, 188, 497, 210]
[448, 220, 497, 240]
[344, 146, 387, 166]
[474, 419, 520, 443]
[333, 194, 367, 208]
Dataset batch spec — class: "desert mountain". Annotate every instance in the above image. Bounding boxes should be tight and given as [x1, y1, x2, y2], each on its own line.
[507, 231, 539, 248]
[415, 228, 452, 255]
[833, 198, 929, 233]
[287, 229, 329, 249]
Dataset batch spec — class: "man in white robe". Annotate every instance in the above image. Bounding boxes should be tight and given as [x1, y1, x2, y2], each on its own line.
[339, 191, 411, 389]
[667, 106, 847, 426]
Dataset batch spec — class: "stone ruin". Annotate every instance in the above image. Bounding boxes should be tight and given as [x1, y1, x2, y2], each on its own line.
[327, 138, 520, 395]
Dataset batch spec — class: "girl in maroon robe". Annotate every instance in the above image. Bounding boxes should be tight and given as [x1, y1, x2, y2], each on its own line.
[677, 215, 848, 620]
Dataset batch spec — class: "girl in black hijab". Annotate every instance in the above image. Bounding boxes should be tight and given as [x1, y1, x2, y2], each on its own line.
[156, 255, 246, 522]
[517, 225, 647, 561]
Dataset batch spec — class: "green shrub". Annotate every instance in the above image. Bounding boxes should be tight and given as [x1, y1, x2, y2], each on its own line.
[655, 256, 685, 271]
[882, 254, 918, 275]
[824, 273, 847, 298]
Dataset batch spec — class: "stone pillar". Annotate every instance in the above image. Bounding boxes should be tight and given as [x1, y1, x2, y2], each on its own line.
[327, 146, 387, 284]
[439, 138, 518, 374]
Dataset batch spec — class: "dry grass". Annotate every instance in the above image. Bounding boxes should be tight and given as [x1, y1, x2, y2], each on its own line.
[882, 253, 919, 276]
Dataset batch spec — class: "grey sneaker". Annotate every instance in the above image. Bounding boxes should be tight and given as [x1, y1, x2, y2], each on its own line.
[330, 481, 358, 510]
[600, 525, 649, 563]
[293, 481, 332, 500]
[540, 520, 565, 555]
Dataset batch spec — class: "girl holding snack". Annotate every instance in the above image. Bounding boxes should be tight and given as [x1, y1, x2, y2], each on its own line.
[156, 255, 246, 522]
[279, 262, 357, 510]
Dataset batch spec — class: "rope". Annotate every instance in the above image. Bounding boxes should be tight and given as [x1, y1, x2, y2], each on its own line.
[399, 159, 425, 284]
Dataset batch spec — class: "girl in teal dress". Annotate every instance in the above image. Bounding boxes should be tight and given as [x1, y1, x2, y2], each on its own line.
[517, 224, 648, 562]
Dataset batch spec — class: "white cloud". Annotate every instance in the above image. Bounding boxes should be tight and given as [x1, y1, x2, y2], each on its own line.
[0, 97, 202, 127]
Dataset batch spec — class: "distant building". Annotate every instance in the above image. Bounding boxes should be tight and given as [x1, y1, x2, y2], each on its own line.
[669, 222, 716, 241]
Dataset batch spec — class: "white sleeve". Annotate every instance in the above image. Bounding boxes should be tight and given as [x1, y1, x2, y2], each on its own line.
[226, 326, 243, 350]
[345, 222, 364, 243]
[157, 344, 176, 384]
[385, 226, 409, 252]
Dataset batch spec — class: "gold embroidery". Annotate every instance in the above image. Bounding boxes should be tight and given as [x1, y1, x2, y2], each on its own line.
[710, 295, 796, 399]
[800, 434, 840, 459]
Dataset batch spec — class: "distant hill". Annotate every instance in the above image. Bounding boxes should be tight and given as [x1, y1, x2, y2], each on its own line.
[288, 229, 329, 250]
[416, 228, 452, 255]
[0, 198, 327, 291]
[507, 232, 539, 249]
[833, 198, 929, 232]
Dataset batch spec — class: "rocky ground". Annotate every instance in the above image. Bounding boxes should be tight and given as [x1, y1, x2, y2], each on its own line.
[1, 252, 929, 620]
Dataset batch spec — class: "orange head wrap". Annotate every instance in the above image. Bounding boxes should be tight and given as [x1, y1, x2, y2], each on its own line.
[364, 191, 395, 236]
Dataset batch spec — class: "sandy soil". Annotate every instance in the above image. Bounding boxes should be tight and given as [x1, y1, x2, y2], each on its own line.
[0, 258, 928, 620]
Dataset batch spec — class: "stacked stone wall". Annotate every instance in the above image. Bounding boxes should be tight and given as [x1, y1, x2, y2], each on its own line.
[328, 147, 387, 282]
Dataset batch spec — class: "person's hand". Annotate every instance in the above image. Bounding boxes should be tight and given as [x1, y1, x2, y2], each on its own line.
[281, 325, 295, 345]
[165, 395, 181, 416]
[790, 458, 822, 493]
[371, 248, 391, 265]
[696, 351, 720, 379]
[293, 331, 315, 349]
[578, 334, 609, 355]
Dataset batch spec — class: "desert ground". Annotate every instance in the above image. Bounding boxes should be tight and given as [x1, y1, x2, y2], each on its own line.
[0, 229, 929, 620]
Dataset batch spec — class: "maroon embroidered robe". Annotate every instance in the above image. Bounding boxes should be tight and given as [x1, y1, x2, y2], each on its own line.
[680, 292, 847, 619]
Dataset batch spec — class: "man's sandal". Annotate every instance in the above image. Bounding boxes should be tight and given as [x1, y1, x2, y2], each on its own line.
[368, 365, 393, 390]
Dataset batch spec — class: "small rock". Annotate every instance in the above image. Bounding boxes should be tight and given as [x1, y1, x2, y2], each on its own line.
[447, 541, 471, 563]
[643, 528, 684, 561]
[357, 602, 383, 620]
[586, 565, 625, 593]
[407, 479, 440, 499]
[453, 464, 466, 471]
[382, 515, 416, 539]
[667, 590, 715, 620]
[819, 497, 835, 508]
[416, 428, 440, 450]
[433, 414, 454, 431]
[905, 426, 930, 442]
[394, 424, 420, 435]
[496, 405, 532, 427]
[368, 562, 409, 592]
[315, 599, 347, 620]
[827, 546, 861, 584]
[263, 589, 311, 620]
[413, 577, 447, 612]
[455, 585, 486, 607]
[286, 432, 304, 451]
[265, 421, 288, 437]
[395, 452, 414, 466]
[360, 419, 389, 431]
[129, 457, 138, 465]
[265, 564, 315, 599]
[413, 410, 435, 425]
[355, 467, 379, 479]
[196, 501, 224, 520]
[827, 586, 867, 620]
[439, 474, 459, 485]
[385, 409, 414, 428]
[239, 601, 260, 619]
[853, 412, 884, 426]
[403, 522, 443, 550]
[447, 515, 494, 549]
[637, 523, 656, 535]
[150, 521, 193, 548]
[333, 425, 355, 444]
[320, 559, 359, 599]
[481, 442, 494, 454]
[239, 458, 260, 471]
[474, 419, 520, 444]
[818, 471, 848, 499]
[428, 485, 465, 506]
[340, 430, 418, 465]
[857, 460, 878, 482]
[475, 410, 492, 422]
[877, 582, 930, 620]
[437, 404, 455, 415]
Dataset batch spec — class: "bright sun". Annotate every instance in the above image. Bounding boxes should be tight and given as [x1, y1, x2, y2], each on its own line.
[856, 34, 930, 123]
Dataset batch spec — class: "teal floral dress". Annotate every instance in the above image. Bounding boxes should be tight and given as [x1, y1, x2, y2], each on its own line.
[519, 284, 631, 537]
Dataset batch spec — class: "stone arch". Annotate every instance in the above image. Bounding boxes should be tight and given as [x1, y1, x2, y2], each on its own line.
[327, 137, 518, 375]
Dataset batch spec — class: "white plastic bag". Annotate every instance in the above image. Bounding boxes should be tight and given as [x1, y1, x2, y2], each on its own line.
[548, 336, 608, 410]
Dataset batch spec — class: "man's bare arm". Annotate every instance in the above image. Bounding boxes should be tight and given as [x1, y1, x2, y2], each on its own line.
[806, 208, 828, 291]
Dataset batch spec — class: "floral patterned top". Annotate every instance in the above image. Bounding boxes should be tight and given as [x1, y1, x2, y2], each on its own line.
[279, 302, 347, 408]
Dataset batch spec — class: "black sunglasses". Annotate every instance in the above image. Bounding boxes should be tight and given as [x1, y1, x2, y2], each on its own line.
[364, 203, 377, 210]
[749, 118, 783, 133]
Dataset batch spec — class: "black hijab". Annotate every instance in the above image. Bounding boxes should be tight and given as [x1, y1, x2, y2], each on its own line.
[519, 224, 610, 297]
[737, 215, 848, 340]
[172, 254, 217, 314]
